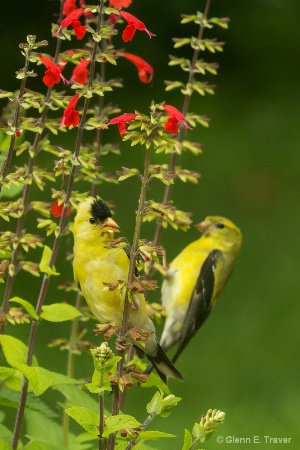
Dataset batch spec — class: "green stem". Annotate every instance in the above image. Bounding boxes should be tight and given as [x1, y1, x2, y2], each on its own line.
[152, 0, 212, 248]
[99, 372, 105, 450]
[125, 412, 156, 450]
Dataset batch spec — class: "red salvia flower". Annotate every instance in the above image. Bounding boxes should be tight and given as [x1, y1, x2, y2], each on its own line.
[163, 104, 192, 133]
[70, 19, 86, 39]
[39, 55, 69, 87]
[63, 0, 77, 16]
[164, 116, 180, 133]
[61, 93, 80, 127]
[109, 113, 137, 137]
[51, 200, 71, 218]
[110, 0, 132, 7]
[55, 8, 86, 39]
[120, 52, 153, 83]
[71, 59, 90, 84]
[119, 11, 156, 42]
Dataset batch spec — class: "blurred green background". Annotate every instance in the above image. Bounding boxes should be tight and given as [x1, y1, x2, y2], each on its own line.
[1, 0, 300, 449]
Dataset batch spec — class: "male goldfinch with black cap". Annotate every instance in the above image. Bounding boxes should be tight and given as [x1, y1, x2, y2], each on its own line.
[73, 197, 183, 382]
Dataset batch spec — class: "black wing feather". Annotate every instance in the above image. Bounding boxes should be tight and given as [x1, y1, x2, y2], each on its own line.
[172, 249, 222, 363]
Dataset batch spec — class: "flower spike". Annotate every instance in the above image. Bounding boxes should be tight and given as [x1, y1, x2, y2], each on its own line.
[119, 11, 156, 42]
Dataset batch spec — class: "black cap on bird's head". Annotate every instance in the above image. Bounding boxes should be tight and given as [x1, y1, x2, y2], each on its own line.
[91, 198, 112, 222]
[74, 197, 120, 235]
[89, 197, 120, 234]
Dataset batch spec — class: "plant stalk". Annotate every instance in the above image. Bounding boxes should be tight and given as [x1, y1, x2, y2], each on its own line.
[108, 144, 152, 449]
[152, 0, 212, 248]
[11, 3, 104, 446]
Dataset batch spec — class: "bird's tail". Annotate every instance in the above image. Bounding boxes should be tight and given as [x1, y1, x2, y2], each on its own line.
[146, 343, 183, 383]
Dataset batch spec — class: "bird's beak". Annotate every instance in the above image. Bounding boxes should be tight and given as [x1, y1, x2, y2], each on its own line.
[102, 217, 120, 234]
[194, 219, 211, 233]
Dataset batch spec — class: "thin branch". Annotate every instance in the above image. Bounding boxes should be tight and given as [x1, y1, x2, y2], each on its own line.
[125, 412, 156, 450]
[11, 3, 104, 446]
[108, 144, 152, 449]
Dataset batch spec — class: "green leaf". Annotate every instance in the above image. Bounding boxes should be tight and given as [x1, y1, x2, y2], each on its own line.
[93, 355, 121, 374]
[102, 414, 141, 438]
[24, 439, 57, 450]
[65, 406, 99, 436]
[39, 245, 59, 276]
[0, 184, 24, 199]
[17, 365, 55, 396]
[138, 430, 176, 441]
[51, 372, 81, 386]
[0, 90, 14, 99]
[0, 335, 37, 368]
[165, 81, 184, 92]
[0, 423, 20, 449]
[181, 429, 193, 450]
[54, 383, 100, 413]
[0, 367, 23, 391]
[25, 408, 84, 450]
[85, 370, 111, 394]
[146, 391, 163, 415]
[141, 372, 170, 395]
[160, 394, 182, 418]
[0, 385, 57, 418]
[192, 422, 206, 442]
[40, 303, 82, 322]
[0, 437, 13, 450]
[9, 296, 39, 320]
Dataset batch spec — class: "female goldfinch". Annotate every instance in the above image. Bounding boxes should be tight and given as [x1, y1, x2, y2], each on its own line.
[73, 197, 183, 382]
[160, 216, 242, 363]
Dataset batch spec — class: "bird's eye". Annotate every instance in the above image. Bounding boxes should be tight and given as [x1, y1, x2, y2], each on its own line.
[216, 223, 225, 229]
[89, 217, 96, 224]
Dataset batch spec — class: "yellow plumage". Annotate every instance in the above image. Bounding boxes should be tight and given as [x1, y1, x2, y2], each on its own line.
[73, 197, 183, 382]
[160, 216, 242, 362]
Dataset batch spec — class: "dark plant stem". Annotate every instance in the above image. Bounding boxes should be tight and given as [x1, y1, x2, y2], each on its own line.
[0, 20, 64, 334]
[108, 144, 152, 449]
[11, 3, 104, 446]
[152, 0, 212, 248]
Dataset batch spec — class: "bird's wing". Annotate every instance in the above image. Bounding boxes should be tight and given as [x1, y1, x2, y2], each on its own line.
[172, 249, 222, 363]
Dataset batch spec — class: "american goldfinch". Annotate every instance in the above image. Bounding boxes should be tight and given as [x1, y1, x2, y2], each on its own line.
[159, 216, 242, 363]
[73, 197, 183, 382]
